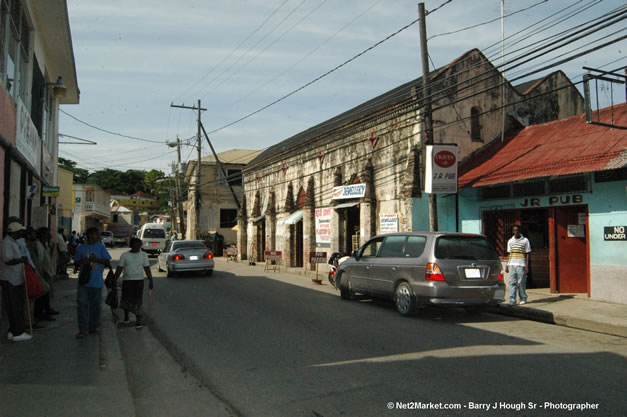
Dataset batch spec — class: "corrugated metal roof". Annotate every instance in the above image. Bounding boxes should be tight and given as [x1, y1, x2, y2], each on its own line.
[459, 103, 627, 188]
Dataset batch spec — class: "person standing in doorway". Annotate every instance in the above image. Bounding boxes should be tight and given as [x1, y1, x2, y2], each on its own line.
[505, 225, 531, 305]
[0, 222, 31, 342]
[74, 227, 111, 338]
[113, 237, 153, 330]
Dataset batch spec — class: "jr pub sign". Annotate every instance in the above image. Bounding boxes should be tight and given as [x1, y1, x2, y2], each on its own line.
[424, 144, 458, 194]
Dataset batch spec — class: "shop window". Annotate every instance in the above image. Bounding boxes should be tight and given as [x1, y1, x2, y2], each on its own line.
[479, 184, 511, 201]
[470, 106, 482, 141]
[379, 236, 406, 257]
[30, 56, 43, 136]
[595, 167, 627, 183]
[549, 175, 587, 194]
[513, 180, 545, 197]
[220, 208, 238, 228]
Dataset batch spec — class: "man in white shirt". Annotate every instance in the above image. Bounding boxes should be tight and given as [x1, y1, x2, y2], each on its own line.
[505, 225, 532, 305]
[0, 222, 32, 341]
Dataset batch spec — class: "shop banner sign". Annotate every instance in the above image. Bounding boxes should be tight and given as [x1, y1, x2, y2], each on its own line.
[332, 183, 366, 200]
[264, 250, 282, 261]
[43, 186, 60, 197]
[425, 144, 458, 194]
[380, 215, 399, 234]
[315, 207, 332, 248]
[16, 98, 42, 175]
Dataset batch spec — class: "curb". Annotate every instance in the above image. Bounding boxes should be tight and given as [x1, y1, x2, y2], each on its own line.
[486, 304, 627, 338]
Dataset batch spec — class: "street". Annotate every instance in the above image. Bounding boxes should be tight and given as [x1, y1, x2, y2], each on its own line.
[108, 248, 627, 417]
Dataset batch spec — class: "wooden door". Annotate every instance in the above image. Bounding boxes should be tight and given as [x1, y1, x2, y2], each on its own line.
[555, 206, 588, 293]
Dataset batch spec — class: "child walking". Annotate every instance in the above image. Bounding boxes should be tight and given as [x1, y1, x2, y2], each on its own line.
[113, 238, 154, 329]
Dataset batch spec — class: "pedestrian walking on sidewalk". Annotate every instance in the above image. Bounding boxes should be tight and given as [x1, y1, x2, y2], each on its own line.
[505, 225, 531, 305]
[35, 227, 60, 320]
[0, 222, 31, 342]
[74, 227, 112, 339]
[56, 227, 69, 278]
[113, 237, 153, 330]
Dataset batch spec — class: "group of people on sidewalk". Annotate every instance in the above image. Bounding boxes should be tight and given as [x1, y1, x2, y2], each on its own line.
[1, 222, 153, 342]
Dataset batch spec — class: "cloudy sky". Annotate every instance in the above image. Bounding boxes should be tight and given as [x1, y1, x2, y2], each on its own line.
[58, 0, 626, 173]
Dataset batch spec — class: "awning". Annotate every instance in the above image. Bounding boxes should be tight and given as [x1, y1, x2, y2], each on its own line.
[333, 201, 360, 210]
[458, 103, 627, 188]
[279, 210, 303, 225]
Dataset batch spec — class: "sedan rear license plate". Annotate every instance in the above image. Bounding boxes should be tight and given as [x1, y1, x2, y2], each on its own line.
[190, 255, 199, 260]
[465, 268, 481, 279]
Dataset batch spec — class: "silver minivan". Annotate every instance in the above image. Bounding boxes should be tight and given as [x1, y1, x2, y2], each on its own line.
[336, 232, 505, 316]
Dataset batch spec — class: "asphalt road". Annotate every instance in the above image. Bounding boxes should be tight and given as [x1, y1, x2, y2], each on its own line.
[109, 248, 627, 417]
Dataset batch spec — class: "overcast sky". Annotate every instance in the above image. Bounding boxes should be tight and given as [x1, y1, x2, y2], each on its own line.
[58, 0, 626, 173]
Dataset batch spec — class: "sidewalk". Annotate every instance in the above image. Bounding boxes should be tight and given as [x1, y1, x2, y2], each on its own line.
[219, 257, 627, 338]
[0, 278, 135, 417]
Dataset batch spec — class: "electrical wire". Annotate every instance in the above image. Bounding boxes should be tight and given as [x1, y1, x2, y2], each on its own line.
[174, 0, 291, 102]
[59, 109, 166, 144]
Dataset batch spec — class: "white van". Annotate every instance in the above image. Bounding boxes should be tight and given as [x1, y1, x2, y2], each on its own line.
[138, 223, 167, 256]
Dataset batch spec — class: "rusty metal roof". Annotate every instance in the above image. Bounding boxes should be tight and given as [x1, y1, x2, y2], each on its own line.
[459, 103, 627, 188]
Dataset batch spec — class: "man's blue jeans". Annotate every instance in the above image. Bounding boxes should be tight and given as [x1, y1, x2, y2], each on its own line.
[77, 285, 102, 333]
[508, 266, 527, 303]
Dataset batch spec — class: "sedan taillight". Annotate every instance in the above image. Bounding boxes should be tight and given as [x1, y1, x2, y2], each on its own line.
[203, 252, 213, 259]
[425, 262, 446, 281]
[172, 254, 185, 261]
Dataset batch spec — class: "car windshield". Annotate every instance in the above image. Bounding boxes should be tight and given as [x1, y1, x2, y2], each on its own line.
[173, 241, 207, 251]
[435, 236, 499, 261]
[144, 229, 165, 238]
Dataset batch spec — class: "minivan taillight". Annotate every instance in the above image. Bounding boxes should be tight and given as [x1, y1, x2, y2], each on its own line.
[425, 262, 445, 281]
[203, 252, 213, 259]
[497, 272, 504, 281]
[172, 254, 185, 261]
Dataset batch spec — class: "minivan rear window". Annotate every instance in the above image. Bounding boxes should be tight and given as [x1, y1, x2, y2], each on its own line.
[435, 236, 499, 261]
[143, 229, 165, 238]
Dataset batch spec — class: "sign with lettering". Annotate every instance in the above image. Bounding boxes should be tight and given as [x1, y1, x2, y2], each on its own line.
[315, 207, 332, 248]
[309, 252, 327, 264]
[264, 250, 282, 261]
[520, 194, 584, 208]
[380, 215, 398, 234]
[425, 145, 458, 194]
[604, 226, 626, 241]
[16, 98, 42, 175]
[226, 247, 238, 256]
[331, 184, 366, 200]
[43, 186, 60, 197]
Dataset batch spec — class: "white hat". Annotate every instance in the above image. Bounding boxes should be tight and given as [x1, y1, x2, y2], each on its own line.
[7, 222, 26, 233]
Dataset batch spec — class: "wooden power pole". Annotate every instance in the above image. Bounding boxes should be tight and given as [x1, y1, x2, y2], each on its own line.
[170, 100, 206, 239]
[418, 2, 438, 232]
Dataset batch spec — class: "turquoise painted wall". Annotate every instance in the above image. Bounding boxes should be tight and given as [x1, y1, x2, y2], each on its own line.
[411, 194, 458, 232]
[450, 177, 627, 266]
[588, 179, 627, 266]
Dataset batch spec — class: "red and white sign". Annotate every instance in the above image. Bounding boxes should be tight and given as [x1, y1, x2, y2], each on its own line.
[425, 145, 458, 194]
[264, 250, 282, 261]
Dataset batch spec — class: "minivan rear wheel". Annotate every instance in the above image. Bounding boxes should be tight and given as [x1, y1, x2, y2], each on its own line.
[395, 282, 416, 316]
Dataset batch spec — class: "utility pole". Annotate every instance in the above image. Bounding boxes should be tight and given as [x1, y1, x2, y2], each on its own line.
[168, 137, 186, 238]
[418, 2, 438, 232]
[170, 100, 206, 239]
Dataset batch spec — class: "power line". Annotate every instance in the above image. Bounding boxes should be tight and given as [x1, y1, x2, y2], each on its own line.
[206, 15, 420, 135]
[173, 0, 291, 102]
[428, 0, 548, 41]
[60, 109, 166, 144]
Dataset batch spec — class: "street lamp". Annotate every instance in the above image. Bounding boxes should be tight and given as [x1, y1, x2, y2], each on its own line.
[42, 76, 67, 98]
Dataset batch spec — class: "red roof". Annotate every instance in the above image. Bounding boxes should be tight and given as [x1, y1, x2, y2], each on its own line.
[459, 103, 627, 188]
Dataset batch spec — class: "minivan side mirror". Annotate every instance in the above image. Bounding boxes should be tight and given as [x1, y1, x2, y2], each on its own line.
[351, 250, 359, 259]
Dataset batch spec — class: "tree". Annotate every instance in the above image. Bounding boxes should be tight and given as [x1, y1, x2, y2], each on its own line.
[58, 157, 89, 183]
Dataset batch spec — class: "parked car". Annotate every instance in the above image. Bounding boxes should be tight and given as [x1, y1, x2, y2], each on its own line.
[157, 240, 214, 277]
[138, 223, 168, 256]
[100, 231, 114, 247]
[336, 232, 505, 316]
[113, 234, 127, 246]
